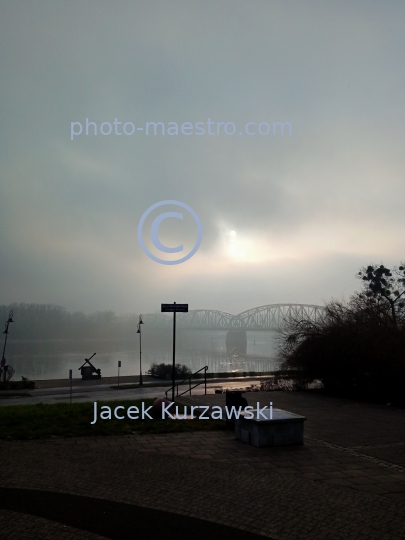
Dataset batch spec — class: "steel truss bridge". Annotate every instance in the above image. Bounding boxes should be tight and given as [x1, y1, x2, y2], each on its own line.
[143, 304, 325, 331]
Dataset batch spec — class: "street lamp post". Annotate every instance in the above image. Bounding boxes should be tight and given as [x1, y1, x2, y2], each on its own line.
[1, 310, 14, 382]
[2, 310, 14, 360]
[136, 315, 144, 386]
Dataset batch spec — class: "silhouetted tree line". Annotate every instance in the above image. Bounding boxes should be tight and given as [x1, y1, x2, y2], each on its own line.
[278, 263, 405, 406]
[0, 303, 141, 340]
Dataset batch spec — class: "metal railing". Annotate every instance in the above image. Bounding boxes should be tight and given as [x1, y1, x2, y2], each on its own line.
[165, 366, 208, 399]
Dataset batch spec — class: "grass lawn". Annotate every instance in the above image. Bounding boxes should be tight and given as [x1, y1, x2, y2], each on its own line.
[0, 399, 226, 440]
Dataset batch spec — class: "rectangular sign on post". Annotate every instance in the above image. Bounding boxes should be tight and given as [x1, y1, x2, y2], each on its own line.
[161, 302, 188, 402]
[161, 303, 188, 313]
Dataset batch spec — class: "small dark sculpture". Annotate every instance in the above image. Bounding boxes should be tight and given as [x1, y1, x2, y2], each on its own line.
[79, 353, 101, 380]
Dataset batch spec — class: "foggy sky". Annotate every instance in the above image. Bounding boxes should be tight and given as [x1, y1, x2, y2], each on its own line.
[1, 1, 405, 316]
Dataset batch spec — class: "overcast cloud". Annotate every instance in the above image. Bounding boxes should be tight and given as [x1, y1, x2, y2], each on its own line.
[1, 1, 405, 316]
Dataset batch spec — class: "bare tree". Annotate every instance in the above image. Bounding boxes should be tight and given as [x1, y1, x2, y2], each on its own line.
[277, 271, 405, 404]
[357, 263, 405, 327]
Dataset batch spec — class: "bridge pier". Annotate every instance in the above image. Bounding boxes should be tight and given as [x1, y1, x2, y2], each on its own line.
[226, 330, 247, 355]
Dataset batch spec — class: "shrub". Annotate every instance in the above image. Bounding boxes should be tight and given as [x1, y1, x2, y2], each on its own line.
[245, 378, 323, 392]
[278, 294, 405, 405]
[149, 363, 192, 380]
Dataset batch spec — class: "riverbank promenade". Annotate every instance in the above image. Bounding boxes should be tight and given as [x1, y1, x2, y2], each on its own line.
[1, 390, 405, 539]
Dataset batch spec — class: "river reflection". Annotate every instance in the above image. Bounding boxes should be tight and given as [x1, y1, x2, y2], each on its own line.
[5, 331, 281, 380]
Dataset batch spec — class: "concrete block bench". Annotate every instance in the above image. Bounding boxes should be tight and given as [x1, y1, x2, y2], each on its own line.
[235, 409, 306, 447]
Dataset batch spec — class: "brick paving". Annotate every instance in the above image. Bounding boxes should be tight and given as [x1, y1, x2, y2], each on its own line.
[175, 392, 405, 498]
[0, 510, 108, 540]
[0, 390, 405, 539]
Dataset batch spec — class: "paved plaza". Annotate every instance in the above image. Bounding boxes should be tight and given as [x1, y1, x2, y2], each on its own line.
[0, 390, 405, 539]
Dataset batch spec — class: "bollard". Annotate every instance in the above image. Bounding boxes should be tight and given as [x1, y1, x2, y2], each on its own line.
[225, 390, 248, 429]
[69, 369, 72, 404]
[118, 360, 121, 387]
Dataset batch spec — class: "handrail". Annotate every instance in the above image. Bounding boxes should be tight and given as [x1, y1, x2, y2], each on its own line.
[165, 366, 208, 399]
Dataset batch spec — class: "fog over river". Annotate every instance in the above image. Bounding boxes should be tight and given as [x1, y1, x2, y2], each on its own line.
[6, 330, 281, 381]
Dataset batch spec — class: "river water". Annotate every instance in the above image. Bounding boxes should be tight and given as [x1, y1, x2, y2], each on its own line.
[4, 330, 282, 381]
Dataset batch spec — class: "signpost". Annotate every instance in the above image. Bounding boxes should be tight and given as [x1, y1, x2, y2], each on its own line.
[69, 369, 72, 404]
[161, 303, 188, 402]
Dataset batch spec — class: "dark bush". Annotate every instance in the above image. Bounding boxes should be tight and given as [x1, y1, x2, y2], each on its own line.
[278, 295, 405, 405]
[149, 363, 192, 380]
